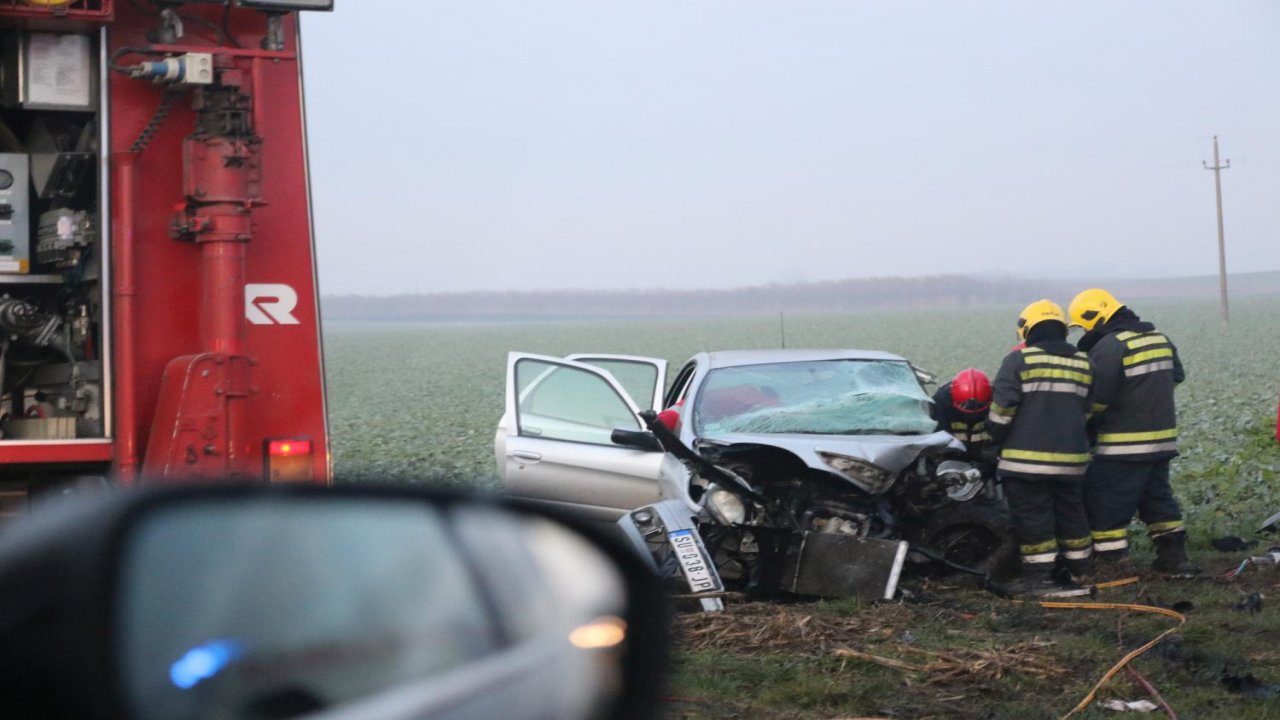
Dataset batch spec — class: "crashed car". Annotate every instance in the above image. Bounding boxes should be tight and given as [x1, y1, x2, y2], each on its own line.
[497, 350, 1014, 602]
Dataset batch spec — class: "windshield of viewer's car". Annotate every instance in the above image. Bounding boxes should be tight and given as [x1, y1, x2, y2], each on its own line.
[693, 359, 936, 436]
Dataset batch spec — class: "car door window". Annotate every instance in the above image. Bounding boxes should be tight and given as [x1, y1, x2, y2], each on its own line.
[663, 362, 696, 410]
[516, 359, 640, 445]
[572, 359, 659, 411]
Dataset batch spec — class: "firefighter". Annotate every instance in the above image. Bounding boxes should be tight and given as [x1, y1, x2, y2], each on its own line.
[988, 300, 1095, 596]
[1068, 288, 1198, 577]
[932, 368, 994, 465]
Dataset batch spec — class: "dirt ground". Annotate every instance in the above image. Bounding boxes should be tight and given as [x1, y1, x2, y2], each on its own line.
[664, 551, 1280, 720]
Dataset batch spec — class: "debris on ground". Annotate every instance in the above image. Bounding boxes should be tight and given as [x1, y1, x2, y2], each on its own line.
[830, 642, 1068, 685]
[1210, 536, 1257, 552]
[1232, 592, 1263, 613]
[676, 602, 919, 654]
[1100, 699, 1159, 712]
[1221, 671, 1280, 699]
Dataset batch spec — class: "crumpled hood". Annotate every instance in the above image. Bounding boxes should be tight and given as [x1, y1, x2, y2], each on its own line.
[699, 430, 965, 475]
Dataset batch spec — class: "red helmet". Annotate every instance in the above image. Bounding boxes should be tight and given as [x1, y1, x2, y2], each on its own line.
[951, 368, 992, 413]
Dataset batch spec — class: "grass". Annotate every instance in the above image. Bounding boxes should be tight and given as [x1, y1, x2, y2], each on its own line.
[322, 296, 1280, 719]
[665, 554, 1280, 719]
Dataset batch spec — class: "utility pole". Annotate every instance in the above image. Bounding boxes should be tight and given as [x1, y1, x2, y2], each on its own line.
[1203, 135, 1230, 323]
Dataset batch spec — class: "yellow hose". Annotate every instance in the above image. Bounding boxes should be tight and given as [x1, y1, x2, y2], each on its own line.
[1027, 583, 1186, 719]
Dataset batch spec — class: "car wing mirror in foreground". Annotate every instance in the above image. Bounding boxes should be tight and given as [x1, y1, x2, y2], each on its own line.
[610, 428, 664, 452]
[0, 485, 668, 720]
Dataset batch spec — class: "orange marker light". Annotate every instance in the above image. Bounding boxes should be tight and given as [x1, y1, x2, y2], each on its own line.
[268, 439, 313, 457]
[265, 438, 315, 483]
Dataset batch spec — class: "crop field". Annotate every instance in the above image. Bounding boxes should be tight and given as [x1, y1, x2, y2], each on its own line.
[324, 296, 1280, 719]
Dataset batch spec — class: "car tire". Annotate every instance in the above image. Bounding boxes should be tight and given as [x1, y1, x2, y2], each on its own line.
[916, 503, 1018, 580]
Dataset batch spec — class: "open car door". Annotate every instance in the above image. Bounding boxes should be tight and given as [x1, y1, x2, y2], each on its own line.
[499, 353, 668, 523]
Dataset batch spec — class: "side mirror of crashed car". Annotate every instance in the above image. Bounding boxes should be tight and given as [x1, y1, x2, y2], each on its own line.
[0, 485, 669, 720]
[909, 363, 937, 386]
[610, 428, 664, 452]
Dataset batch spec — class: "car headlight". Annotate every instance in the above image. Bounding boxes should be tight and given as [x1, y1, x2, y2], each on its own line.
[935, 459, 984, 502]
[704, 485, 747, 525]
[817, 452, 897, 494]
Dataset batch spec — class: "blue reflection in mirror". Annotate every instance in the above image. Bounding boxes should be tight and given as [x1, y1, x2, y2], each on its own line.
[169, 639, 244, 689]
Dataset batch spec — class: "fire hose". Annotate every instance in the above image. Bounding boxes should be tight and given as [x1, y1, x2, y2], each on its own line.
[908, 546, 1182, 718]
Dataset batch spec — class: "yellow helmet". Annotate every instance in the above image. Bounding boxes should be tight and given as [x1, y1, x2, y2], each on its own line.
[1016, 299, 1067, 341]
[1068, 288, 1123, 331]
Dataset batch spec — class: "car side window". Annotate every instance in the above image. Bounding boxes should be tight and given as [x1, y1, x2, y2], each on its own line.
[515, 359, 640, 445]
[663, 362, 696, 410]
[574, 359, 658, 411]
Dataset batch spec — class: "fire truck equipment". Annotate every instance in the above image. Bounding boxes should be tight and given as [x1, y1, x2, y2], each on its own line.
[238, 0, 334, 11]
[0, 152, 28, 272]
[35, 207, 93, 269]
[27, 115, 96, 201]
[0, 0, 332, 496]
[0, 32, 94, 111]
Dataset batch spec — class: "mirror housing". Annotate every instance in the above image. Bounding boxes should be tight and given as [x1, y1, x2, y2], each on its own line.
[910, 363, 937, 386]
[610, 428, 663, 453]
[0, 485, 668, 720]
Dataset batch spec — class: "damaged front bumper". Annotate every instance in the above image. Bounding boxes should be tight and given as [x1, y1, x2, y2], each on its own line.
[618, 499, 725, 612]
[618, 499, 911, 609]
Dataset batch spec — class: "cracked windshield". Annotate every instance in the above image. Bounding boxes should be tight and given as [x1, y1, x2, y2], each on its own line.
[694, 360, 936, 436]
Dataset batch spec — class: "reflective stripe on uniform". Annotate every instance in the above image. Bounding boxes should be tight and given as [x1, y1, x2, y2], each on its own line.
[1021, 381, 1089, 396]
[1098, 428, 1177, 443]
[997, 459, 1088, 476]
[1123, 348, 1174, 366]
[1095, 441, 1178, 456]
[1124, 334, 1169, 349]
[1091, 529, 1129, 553]
[1022, 354, 1091, 370]
[1002, 449, 1090, 463]
[1125, 360, 1175, 377]
[1148, 520, 1185, 539]
[1022, 552, 1058, 565]
[1019, 367, 1092, 385]
[1022, 539, 1058, 554]
[989, 404, 1015, 425]
[1063, 547, 1093, 560]
[1060, 536, 1092, 550]
[1091, 403, 1109, 413]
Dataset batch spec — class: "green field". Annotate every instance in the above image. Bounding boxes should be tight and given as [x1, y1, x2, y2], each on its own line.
[324, 296, 1279, 539]
[324, 297, 1280, 719]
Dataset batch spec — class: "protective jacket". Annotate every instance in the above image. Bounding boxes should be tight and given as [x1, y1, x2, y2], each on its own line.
[1078, 310, 1184, 461]
[932, 382, 991, 455]
[989, 341, 1094, 479]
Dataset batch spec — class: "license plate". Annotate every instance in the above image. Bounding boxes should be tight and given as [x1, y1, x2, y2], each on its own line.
[668, 529, 722, 594]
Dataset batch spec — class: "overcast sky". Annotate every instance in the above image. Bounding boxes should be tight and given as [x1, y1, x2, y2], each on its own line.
[301, 1, 1280, 296]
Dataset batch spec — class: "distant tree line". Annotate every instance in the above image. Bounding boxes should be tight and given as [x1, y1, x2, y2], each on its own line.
[322, 271, 1278, 321]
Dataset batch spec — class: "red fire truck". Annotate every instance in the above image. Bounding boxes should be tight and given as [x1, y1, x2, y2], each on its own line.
[0, 0, 332, 512]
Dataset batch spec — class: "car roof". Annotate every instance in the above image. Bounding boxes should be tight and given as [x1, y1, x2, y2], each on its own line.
[701, 349, 908, 369]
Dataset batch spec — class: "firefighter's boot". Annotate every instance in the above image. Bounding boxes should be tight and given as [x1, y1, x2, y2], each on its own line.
[1152, 533, 1200, 578]
[1063, 556, 1095, 586]
[1005, 566, 1091, 599]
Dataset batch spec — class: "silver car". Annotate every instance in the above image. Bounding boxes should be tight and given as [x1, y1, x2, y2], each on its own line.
[497, 349, 1013, 600]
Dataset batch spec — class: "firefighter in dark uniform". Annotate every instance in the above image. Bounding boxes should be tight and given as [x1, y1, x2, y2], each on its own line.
[988, 300, 1095, 596]
[1068, 288, 1198, 577]
[932, 368, 994, 466]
